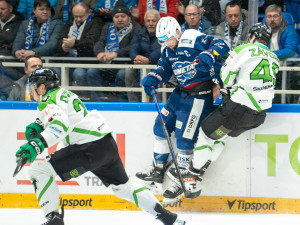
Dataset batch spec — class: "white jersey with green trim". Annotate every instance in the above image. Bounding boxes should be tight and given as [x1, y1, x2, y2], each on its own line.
[37, 87, 113, 148]
[220, 43, 280, 111]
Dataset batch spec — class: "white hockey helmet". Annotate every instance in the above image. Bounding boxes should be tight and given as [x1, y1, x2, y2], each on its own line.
[156, 16, 181, 43]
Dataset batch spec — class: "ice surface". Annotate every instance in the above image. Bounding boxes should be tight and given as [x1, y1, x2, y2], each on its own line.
[1, 208, 300, 225]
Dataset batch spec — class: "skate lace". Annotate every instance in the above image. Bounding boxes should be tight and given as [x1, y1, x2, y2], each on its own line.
[168, 182, 181, 193]
[145, 166, 155, 176]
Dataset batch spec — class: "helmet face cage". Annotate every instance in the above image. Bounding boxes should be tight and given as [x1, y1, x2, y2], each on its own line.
[28, 68, 59, 94]
[249, 23, 272, 45]
[156, 17, 181, 45]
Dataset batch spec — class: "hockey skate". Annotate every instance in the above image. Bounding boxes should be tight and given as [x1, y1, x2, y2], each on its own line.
[41, 206, 64, 225]
[163, 181, 184, 204]
[164, 165, 203, 202]
[135, 161, 167, 192]
[154, 203, 186, 225]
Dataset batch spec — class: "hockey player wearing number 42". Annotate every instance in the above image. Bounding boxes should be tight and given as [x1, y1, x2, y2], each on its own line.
[167, 22, 280, 200]
[15, 68, 186, 225]
[135, 16, 229, 204]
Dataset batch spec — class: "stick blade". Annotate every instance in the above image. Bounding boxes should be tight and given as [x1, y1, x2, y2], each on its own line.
[184, 189, 201, 199]
[13, 157, 28, 177]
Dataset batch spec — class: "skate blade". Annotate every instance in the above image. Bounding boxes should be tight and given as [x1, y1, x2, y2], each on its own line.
[162, 194, 183, 205]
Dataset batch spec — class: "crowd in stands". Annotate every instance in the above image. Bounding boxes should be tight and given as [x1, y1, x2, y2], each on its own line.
[0, 0, 299, 102]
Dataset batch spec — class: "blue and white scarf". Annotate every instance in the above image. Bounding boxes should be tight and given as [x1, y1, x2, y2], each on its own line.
[106, 21, 133, 52]
[104, 0, 117, 9]
[147, 0, 167, 14]
[68, 13, 93, 57]
[25, 16, 51, 50]
[63, 0, 82, 24]
[224, 18, 243, 51]
[181, 19, 203, 33]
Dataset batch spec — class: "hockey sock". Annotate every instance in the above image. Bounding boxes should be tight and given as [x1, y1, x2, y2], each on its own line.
[29, 161, 59, 216]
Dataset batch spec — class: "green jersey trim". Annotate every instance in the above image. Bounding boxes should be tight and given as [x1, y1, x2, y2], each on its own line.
[222, 71, 239, 85]
[49, 120, 68, 132]
[38, 176, 53, 202]
[232, 86, 262, 111]
[72, 128, 109, 137]
[234, 43, 252, 54]
[38, 88, 61, 111]
[195, 145, 213, 151]
[133, 187, 147, 207]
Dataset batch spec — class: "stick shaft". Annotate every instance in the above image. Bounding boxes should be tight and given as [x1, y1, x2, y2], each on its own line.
[152, 93, 187, 194]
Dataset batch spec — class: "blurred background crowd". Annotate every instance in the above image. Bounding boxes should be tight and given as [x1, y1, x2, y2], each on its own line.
[0, 0, 299, 102]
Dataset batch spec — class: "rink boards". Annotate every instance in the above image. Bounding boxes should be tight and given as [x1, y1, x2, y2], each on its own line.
[1, 102, 300, 213]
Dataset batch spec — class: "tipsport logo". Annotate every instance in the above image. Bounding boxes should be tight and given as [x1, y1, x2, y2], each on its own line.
[227, 199, 276, 212]
[60, 197, 93, 208]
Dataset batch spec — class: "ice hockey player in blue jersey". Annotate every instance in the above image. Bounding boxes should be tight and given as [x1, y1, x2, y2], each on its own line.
[136, 16, 229, 203]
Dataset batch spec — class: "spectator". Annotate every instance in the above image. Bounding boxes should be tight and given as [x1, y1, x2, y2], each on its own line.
[17, 0, 57, 19]
[126, 9, 161, 102]
[0, 0, 24, 81]
[57, 2, 104, 57]
[56, 2, 104, 100]
[56, 0, 97, 24]
[0, 0, 24, 55]
[7, 55, 42, 100]
[12, 0, 63, 61]
[130, 0, 179, 25]
[93, 0, 137, 23]
[215, 0, 249, 51]
[10, 0, 20, 13]
[0, 60, 15, 100]
[265, 4, 298, 103]
[202, 0, 222, 26]
[265, 4, 298, 60]
[85, 0, 141, 102]
[180, 4, 212, 34]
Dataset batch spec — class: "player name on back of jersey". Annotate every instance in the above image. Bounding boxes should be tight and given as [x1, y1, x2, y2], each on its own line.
[249, 47, 279, 61]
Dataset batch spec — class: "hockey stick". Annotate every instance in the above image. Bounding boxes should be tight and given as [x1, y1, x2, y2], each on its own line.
[150, 87, 194, 199]
[13, 155, 28, 177]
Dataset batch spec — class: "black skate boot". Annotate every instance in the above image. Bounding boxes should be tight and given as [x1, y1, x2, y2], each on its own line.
[163, 181, 183, 204]
[154, 203, 186, 225]
[41, 206, 64, 225]
[136, 161, 167, 191]
[164, 161, 211, 201]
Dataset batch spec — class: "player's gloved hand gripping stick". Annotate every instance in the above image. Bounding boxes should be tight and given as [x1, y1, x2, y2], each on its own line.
[13, 132, 44, 177]
[150, 87, 195, 199]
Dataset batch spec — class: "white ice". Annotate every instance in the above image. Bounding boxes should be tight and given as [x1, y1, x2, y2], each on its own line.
[1, 208, 300, 225]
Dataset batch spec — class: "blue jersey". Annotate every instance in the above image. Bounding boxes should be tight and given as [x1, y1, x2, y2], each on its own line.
[154, 29, 229, 88]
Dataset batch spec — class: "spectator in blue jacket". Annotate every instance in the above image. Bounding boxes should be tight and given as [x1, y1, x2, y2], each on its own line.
[94, 0, 137, 22]
[265, 4, 298, 60]
[265, 4, 298, 103]
[12, 0, 63, 61]
[17, 0, 57, 19]
[126, 9, 161, 102]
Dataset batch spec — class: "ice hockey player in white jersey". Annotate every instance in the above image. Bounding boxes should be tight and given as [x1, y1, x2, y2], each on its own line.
[15, 68, 186, 225]
[168, 22, 280, 198]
